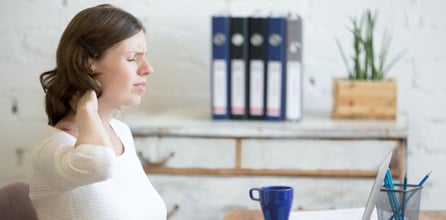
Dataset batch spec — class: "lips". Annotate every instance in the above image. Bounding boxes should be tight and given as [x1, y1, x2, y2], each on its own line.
[134, 82, 146, 93]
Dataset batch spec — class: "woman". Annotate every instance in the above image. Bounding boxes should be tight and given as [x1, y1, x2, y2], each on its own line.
[29, 4, 167, 220]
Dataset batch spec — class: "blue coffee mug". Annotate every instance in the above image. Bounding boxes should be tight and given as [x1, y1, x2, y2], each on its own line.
[249, 186, 294, 220]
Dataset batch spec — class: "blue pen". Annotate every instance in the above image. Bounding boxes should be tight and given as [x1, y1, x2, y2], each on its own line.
[403, 171, 432, 208]
[384, 169, 402, 220]
[417, 171, 432, 187]
[403, 174, 408, 190]
[401, 174, 408, 218]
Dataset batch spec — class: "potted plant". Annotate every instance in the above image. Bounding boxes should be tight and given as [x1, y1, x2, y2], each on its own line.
[332, 9, 403, 119]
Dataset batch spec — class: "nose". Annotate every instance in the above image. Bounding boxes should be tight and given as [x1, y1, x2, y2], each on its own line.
[139, 58, 153, 76]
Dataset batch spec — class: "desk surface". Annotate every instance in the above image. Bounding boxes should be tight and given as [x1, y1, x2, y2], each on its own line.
[223, 210, 446, 220]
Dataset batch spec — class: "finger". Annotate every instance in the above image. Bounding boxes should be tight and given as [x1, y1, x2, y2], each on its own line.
[88, 90, 97, 98]
[69, 93, 80, 111]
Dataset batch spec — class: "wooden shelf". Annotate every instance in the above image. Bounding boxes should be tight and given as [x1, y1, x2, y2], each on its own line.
[126, 110, 408, 179]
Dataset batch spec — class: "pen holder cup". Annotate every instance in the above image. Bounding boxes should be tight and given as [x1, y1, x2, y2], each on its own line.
[376, 184, 423, 220]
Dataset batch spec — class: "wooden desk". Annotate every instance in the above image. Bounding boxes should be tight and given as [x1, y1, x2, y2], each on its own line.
[223, 210, 446, 220]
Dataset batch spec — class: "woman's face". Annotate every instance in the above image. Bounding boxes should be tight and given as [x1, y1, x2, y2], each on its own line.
[92, 30, 152, 109]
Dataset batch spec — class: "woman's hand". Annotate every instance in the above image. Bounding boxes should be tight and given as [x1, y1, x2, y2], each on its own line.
[75, 90, 100, 131]
[74, 90, 112, 148]
[75, 90, 98, 113]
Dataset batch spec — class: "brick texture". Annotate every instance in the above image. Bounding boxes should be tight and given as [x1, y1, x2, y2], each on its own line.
[0, 0, 445, 210]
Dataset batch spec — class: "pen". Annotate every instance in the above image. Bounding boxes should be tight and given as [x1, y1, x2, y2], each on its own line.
[385, 169, 395, 188]
[384, 169, 402, 220]
[403, 174, 408, 190]
[417, 171, 432, 187]
[401, 174, 408, 218]
[403, 171, 432, 211]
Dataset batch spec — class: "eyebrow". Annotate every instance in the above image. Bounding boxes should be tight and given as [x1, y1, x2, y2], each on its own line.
[127, 51, 147, 55]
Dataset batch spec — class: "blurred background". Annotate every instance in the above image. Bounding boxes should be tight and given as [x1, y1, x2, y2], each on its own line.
[0, 0, 445, 213]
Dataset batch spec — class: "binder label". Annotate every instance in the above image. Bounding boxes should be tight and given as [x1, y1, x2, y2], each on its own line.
[286, 61, 302, 120]
[231, 59, 246, 114]
[249, 60, 265, 115]
[266, 61, 282, 117]
[212, 59, 228, 114]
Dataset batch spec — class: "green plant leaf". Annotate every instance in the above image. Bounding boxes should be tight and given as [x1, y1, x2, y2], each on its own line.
[335, 37, 353, 78]
[335, 9, 402, 81]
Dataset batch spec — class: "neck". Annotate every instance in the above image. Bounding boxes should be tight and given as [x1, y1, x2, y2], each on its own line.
[97, 98, 120, 129]
[56, 99, 120, 132]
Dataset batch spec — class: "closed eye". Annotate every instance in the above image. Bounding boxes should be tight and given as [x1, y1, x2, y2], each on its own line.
[126, 52, 146, 62]
[126, 53, 138, 62]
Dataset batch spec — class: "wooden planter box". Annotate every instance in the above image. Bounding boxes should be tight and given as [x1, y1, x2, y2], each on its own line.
[332, 79, 397, 119]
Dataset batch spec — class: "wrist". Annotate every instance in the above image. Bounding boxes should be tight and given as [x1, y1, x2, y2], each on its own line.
[76, 107, 101, 126]
[76, 103, 97, 114]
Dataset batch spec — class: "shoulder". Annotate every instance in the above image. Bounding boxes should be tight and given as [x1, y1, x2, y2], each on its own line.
[110, 118, 129, 129]
[110, 118, 133, 140]
[110, 118, 131, 133]
[36, 127, 76, 150]
[32, 127, 76, 164]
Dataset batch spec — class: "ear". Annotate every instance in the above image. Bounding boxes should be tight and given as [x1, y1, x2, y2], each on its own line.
[88, 58, 97, 72]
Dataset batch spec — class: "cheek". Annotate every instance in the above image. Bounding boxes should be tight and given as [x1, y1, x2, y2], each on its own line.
[100, 72, 132, 92]
[95, 63, 134, 91]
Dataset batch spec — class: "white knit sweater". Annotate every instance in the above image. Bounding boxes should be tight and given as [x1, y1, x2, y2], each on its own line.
[29, 119, 166, 220]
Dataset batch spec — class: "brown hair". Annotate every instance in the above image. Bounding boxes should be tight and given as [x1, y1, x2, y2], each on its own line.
[40, 4, 145, 125]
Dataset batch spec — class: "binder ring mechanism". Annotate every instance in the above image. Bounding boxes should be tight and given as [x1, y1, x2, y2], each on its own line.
[213, 33, 226, 46]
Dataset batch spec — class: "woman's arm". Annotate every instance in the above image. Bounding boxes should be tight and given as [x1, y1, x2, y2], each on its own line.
[32, 90, 115, 191]
[74, 90, 112, 148]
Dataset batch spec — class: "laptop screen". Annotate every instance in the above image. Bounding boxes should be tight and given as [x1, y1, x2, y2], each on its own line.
[362, 151, 393, 220]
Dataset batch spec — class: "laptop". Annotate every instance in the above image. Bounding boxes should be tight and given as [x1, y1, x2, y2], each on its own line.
[289, 151, 393, 220]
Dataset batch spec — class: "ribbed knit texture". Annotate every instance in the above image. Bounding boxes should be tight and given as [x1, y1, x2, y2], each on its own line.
[29, 119, 167, 220]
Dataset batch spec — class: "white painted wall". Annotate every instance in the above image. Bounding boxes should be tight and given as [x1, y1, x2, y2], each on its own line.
[1, 0, 445, 210]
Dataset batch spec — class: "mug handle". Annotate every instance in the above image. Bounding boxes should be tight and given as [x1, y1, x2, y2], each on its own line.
[249, 188, 260, 201]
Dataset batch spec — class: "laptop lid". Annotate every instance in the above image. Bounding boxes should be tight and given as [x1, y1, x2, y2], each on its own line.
[362, 151, 393, 220]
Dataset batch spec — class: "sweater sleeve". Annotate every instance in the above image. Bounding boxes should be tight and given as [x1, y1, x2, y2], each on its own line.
[33, 133, 116, 191]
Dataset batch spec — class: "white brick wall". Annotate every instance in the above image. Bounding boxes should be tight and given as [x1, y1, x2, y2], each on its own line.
[1, 0, 445, 210]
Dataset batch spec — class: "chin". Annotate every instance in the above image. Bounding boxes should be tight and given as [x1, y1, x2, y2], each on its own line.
[120, 93, 144, 107]
[128, 98, 143, 106]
